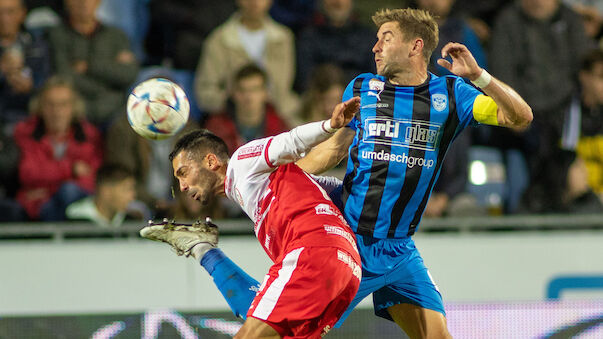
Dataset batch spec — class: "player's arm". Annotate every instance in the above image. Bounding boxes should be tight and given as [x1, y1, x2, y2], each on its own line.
[438, 42, 533, 128]
[267, 97, 360, 166]
[296, 127, 355, 175]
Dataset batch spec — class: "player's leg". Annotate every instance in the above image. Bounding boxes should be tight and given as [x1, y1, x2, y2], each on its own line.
[387, 303, 451, 339]
[197, 248, 259, 319]
[233, 317, 280, 339]
[140, 219, 259, 319]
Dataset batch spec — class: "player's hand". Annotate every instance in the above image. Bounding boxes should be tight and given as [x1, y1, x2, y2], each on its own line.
[437, 42, 482, 80]
[330, 96, 360, 129]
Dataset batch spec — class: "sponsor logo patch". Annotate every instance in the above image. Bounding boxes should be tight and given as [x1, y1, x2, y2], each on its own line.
[363, 117, 441, 151]
[368, 78, 385, 101]
[237, 144, 263, 160]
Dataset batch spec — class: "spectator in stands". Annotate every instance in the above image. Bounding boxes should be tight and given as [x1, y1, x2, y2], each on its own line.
[0, 0, 51, 132]
[299, 63, 345, 123]
[489, 0, 594, 213]
[203, 64, 288, 155]
[414, 0, 487, 76]
[104, 100, 199, 219]
[14, 76, 102, 221]
[450, 0, 511, 44]
[48, 0, 139, 128]
[194, 0, 300, 124]
[145, 0, 235, 70]
[564, 1, 603, 45]
[568, 49, 603, 211]
[296, 0, 374, 91]
[96, 0, 149, 63]
[269, 0, 316, 35]
[66, 164, 137, 227]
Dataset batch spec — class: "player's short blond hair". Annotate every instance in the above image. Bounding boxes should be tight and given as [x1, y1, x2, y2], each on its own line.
[372, 8, 439, 63]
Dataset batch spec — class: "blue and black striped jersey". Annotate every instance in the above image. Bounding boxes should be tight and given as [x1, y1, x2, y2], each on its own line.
[340, 72, 482, 238]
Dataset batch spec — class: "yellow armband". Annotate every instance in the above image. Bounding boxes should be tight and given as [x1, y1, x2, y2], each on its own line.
[473, 94, 499, 126]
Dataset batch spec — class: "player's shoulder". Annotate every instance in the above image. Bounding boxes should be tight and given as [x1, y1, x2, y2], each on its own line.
[345, 73, 386, 92]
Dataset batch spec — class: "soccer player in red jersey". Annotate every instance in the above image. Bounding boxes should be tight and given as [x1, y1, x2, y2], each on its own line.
[141, 97, 361, 338]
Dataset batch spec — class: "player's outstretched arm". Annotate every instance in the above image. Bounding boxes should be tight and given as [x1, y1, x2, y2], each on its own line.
[268, 97, 360, 167]
[437, 42, 533, 128]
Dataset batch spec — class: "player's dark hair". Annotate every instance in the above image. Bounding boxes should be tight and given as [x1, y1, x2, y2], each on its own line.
[234, 63, 268, 87]
[580, 49, 603, 72]
[169, 129, 230, 163]
[95, 164, 133, 186]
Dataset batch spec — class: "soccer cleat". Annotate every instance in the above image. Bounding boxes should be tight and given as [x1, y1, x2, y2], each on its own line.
[140, 217, 219, 257]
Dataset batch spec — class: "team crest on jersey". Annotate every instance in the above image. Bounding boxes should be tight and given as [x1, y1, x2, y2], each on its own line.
[238, 144, 263, 160]
[431, 93, 448, 112]
[368, 78, 385, 101]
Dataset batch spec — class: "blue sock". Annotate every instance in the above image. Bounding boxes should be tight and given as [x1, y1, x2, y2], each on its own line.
[200, 248, 259, 319]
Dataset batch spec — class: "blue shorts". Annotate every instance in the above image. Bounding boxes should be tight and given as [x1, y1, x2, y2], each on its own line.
[335, 234, 445, 327]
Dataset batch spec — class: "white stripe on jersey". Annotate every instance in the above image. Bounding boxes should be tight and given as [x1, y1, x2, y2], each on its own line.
[302, 171, 331, 201]
[252, 247, 304, 320]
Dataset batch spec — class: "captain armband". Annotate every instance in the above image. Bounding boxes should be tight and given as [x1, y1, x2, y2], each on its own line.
[472, 94, 499, 126]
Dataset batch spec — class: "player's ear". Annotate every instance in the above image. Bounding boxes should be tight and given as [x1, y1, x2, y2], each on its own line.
[410, 38, 424, 58]
[206, 153, 222, 170]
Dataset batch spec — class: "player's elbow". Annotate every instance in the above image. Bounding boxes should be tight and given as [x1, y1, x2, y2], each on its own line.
[516, 105, 533, 128]
[507, 105, 533, 129]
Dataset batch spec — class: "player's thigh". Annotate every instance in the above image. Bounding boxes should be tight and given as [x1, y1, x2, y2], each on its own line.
[387, 303, 452, 339]
[234, 317, 280, 339]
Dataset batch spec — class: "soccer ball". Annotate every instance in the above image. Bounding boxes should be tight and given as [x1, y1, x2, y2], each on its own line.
[126, 78, 190, 140]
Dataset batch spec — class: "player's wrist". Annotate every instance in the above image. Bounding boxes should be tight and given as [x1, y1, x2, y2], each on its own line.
[471, 69, 492, 88]
[322, 120, 339, 134]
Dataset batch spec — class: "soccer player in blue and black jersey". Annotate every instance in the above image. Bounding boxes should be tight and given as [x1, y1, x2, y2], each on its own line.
[297, 8, 532, 338]
[141, 8, 533, 339]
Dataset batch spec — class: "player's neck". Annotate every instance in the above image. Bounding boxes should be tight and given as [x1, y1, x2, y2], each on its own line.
[388, 69, 428, 86]
[217, 167, 228, 197]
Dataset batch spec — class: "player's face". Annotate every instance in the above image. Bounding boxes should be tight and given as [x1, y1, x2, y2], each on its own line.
[172, 151, 219, 206]
[372, 21, 412, 79]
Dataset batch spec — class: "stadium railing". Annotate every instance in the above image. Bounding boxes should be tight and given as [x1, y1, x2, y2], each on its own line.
[0, 213, 602, 241]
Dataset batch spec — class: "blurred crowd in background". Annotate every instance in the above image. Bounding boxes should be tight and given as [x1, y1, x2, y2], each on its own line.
[0, 0, 601, 228]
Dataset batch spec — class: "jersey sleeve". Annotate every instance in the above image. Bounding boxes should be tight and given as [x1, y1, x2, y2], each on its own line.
[230, 137, 275, 175]
[343, 77, 361, 132]
[454, 77, 482, 129]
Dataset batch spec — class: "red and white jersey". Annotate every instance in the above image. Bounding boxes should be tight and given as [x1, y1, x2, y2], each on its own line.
[224, 121, 356, 262]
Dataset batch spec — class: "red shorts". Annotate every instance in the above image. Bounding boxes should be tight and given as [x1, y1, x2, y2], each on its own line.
[247, 246, 361, 338]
